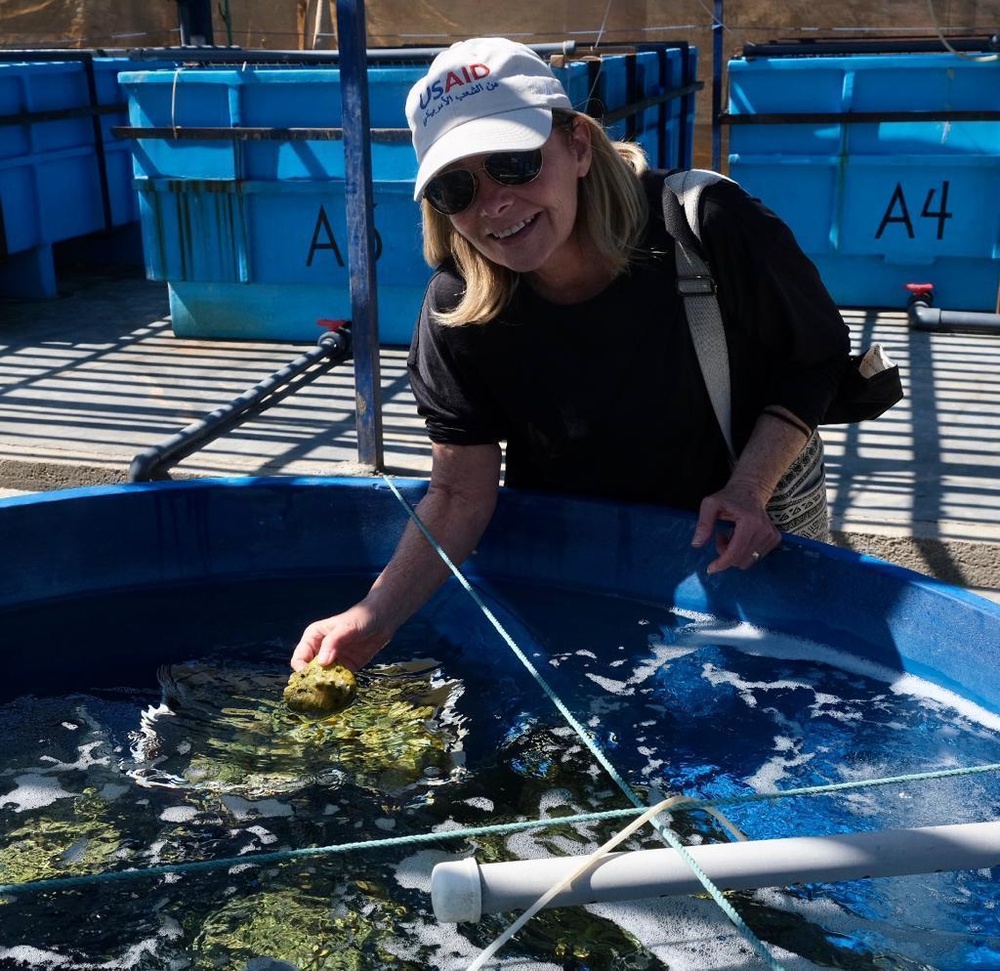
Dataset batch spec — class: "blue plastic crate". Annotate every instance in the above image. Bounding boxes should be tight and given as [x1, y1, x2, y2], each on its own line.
[551, 48, 696, 169]
[727, 51, 1000, 311]
[632, 51, 664, 164]
[119, 66, 423, 182]
[551, 59, 594, 114]
[120, 65, 427, 344]
[121, 51, 699, 345]
[0, 61, 94, 157]
[599, 55, 629, 144]
[0, 56, 145, 298]
[636, 45, 698, 170]
[134, 176, 423, 344]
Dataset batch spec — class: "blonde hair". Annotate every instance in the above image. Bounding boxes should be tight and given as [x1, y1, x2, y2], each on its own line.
[421, 109, 650, 326]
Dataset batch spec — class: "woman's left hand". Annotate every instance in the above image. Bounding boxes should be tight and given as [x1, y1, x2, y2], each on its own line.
[690, 481, 780, 574]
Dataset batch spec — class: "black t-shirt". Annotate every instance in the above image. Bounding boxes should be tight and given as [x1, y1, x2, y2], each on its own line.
[407, 170, 850, 511]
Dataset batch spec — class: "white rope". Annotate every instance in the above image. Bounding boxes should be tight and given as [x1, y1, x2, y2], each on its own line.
[170, 67, 183, 139]
[925, 0, 998, 61]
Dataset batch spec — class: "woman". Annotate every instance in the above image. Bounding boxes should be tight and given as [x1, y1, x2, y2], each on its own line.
[291, 37, 849, 673]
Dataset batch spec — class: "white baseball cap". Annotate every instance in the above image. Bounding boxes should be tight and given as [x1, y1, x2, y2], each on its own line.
[406, 38, 573, 201]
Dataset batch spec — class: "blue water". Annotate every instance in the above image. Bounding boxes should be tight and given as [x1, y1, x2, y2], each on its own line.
[0, 575, 998, 969]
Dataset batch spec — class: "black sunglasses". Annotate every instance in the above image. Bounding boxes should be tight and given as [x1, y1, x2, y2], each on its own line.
[423, 149, 544, 215]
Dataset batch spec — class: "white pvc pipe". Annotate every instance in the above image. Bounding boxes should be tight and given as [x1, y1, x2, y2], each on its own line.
[432, 821, 1000, 923]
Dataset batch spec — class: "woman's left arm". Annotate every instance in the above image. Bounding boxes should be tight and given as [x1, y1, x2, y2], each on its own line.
[687, 180, 849, 571]
[691, 405, 810, 573]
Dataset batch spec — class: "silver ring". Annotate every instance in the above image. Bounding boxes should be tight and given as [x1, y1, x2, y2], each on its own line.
[750, 551, 761, 563]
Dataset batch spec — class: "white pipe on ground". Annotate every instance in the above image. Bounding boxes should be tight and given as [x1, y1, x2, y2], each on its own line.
[432, 820, 1000, 923]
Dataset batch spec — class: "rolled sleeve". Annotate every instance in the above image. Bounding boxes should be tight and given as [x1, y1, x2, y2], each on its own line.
[406, 272, 506, 446]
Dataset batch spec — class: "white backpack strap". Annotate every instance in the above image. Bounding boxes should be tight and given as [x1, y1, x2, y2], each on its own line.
[664, 169, 737, 242]
[662, 169, 738, 458]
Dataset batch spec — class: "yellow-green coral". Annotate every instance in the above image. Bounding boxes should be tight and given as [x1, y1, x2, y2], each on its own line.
[132, 661, 463, 799]
[189, 882, 419, 970]
[283, 660, 357, 718]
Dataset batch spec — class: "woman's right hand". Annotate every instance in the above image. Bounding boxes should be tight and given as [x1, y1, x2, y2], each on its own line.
[290, 601, 392, 673]
[290, 443, 502, 674]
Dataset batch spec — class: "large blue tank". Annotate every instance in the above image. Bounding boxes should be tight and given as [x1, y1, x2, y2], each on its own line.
[1, 477, 999, 969]
[1, 477, 997, 711]
[727, 50, 1000, 312]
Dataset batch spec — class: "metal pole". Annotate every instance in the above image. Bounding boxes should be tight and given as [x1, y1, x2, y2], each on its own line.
[335, 0, 384, 470]
[712, 0, 724, 172]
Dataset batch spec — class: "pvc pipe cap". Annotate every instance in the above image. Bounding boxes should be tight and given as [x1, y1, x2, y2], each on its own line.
[431, 856, 482, 923]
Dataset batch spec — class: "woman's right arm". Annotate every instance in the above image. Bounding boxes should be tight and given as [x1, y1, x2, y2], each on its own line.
[290, 440, 502, 672]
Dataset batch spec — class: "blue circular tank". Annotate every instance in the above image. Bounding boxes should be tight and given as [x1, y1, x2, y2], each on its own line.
[1, 475, 998, 714]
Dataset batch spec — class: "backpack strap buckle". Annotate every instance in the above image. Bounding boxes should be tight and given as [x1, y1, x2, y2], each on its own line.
[676, 274, 717, 296]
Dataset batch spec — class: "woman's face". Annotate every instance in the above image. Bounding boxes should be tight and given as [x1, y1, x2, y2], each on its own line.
[445, 120, 593, 280]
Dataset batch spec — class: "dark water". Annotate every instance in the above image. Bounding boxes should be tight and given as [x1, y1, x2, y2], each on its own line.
[1, 575, 998, 970]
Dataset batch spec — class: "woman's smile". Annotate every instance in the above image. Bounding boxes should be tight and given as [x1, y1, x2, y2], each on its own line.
[487, 214, 538, 241]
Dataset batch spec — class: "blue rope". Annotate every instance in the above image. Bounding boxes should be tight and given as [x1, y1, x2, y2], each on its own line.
[694, 761, 1000, 809]
[0, 809, 639, 896]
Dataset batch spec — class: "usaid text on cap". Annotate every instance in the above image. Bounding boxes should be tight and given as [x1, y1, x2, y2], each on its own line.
[418, 63, 492, 110]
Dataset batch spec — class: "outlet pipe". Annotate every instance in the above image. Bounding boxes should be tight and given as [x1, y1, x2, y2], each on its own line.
[908, 300, 1000, 334]
[906, 283, 1000, 334]
[431, 820, 1000, 923]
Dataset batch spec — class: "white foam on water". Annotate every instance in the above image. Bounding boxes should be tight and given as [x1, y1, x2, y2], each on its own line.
[387, 915, 563, 970]
[246, 824, 277, 845]
[743, 739, 816, 793]
[39, 739, 109, 773]
[0, 772, 75, 811]
[463, 796, 494, 812]
[99, 937, 160, 969]
[584, 895, 825, 970]
[159, 805, 198, 823]
[665, 619, 1000, 733]
[432, 818, 470, 835]
[393, 848, 449, 894]
[584, 673, 634, 694]
[0, 946, 72, 968]
[219, 794, 293, 820]
[582, 638, 704, 697]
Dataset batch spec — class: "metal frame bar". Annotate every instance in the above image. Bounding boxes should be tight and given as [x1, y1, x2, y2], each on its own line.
[335, 0, 384, 470]
[720, 109, 1000, 125]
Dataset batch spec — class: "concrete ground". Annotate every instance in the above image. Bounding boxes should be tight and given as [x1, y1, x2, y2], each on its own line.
[1, 256, 999, 604]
